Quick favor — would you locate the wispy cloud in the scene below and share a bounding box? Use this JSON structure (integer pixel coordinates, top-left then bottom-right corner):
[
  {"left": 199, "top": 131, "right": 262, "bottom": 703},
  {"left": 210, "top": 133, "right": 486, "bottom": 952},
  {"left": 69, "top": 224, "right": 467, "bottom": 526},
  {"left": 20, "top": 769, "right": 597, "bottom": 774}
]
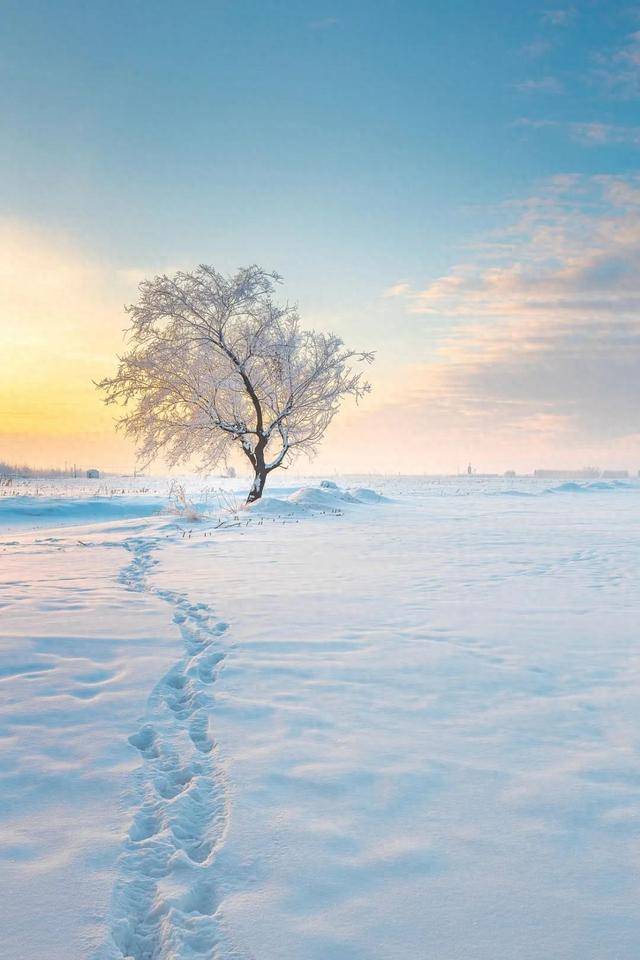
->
[
  {"left": 384, "top": 176, "right": 640, "bottom": 444},
  {"left": 593, "top": 30, "right": 640, "bottom": 98},
  {"left": 383, "top": 281, "right": 412, "bottom": 298},
  {"left": 569, "top": 121, "right": 634, "bottom": 144},
  {"left": 521, "top": 38, "right": 553, "bottom": 59},
  {"left": 516, "top": 76, "right": 564, "bottom": 94},
  {"left": 515, "top": 117, "right": 640, "bottom": 146},
  {"left": 541, "top": 7, "right": 576, "bottom": 27}
]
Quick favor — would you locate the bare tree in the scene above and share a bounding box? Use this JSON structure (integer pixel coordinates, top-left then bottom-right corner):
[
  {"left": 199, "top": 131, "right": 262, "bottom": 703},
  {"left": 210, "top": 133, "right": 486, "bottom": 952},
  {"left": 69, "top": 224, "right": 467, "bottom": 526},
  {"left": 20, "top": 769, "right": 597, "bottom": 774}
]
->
[{"left": 98, "top": 265, "right": 373, "bottom": 502}]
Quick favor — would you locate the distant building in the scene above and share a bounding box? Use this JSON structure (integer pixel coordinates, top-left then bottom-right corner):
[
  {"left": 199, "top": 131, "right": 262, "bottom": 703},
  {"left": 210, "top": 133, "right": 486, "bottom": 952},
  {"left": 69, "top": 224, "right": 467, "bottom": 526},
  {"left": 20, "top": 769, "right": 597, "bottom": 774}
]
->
[
  {"left": 86, "top": 468, "right": 100, "bottom": 479},
  {"left": 534, "top": 469, "right": 599, "bottom": 480},
  {"left": 504, "top": 470, "right": 516, "bottom": 478},
  {"left": 602, "top": 470, "right": 628, "bottom": 479}
]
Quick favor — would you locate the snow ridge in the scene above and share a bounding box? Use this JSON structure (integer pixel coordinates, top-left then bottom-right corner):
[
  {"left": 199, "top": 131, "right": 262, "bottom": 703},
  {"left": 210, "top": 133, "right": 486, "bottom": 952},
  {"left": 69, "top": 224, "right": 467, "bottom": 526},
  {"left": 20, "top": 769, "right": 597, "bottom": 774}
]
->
[{"left": 97, "top": 537, "right": 241, "bottom": 960}]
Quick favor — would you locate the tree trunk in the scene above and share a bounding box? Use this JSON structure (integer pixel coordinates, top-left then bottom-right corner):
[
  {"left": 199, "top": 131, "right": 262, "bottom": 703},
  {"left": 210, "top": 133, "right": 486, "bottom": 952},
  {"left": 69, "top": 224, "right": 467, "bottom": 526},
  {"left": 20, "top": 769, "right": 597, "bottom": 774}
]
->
[{"left": 246, "top": 466, "right": 267, "bottom": 503}]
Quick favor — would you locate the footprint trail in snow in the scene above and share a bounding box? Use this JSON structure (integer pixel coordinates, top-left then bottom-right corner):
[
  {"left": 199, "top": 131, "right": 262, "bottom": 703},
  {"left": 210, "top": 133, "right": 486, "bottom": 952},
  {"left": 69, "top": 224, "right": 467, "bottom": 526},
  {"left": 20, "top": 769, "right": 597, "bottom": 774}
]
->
[{"left": 97, "top": 536, "right": 239, "bottom": 960}]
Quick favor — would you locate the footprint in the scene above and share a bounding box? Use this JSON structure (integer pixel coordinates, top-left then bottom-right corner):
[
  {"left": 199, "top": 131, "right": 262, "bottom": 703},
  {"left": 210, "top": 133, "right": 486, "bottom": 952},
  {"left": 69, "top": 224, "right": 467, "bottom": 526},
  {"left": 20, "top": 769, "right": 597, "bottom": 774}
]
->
[
  {"left": 182, "top": 879, "right": 219, "bottom": 916},
  {"left": 128, "top": 725, "right": 159, "bottom": 759},
  {"left": 170, "top": 811, "right": 214, "bottom": 863},
  {"left": 129, "top": 805, "right": 162, "bottom": 842},
  {"left": 188, "top": 605, "right": 210, "bottom": 622},
  {"left": 165, "top": 678, "right": 201, "bottom": 719},
  {"left": 196, "top": 653, "right": 224, "bottom": 685},
  {"left": 165, "top": 671, "right": 187, "bottom": 691},
  {"left": 110, "top": 540, "right": 230, "bottom": 957},
  {"left": 189, "top": 712, "right": 213, "bottom": 753},
  {"left": 156, "top": 764, "right": 195, "bottom": 800}
]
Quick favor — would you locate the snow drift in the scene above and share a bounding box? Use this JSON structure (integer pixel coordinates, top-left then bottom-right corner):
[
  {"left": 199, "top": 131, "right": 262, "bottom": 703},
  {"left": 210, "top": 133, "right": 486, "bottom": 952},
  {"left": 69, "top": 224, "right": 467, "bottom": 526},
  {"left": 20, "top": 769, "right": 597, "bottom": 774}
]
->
[{"left": 245, "top": 482, "right": 388, "bottom": 517}]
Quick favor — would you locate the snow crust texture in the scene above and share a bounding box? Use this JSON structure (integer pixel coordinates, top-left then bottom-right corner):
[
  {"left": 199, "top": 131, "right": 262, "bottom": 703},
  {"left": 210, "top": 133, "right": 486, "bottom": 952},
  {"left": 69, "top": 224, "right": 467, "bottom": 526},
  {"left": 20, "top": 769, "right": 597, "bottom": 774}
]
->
[{"left": 2, "top": 475, "right": 640, "bottom": 960}]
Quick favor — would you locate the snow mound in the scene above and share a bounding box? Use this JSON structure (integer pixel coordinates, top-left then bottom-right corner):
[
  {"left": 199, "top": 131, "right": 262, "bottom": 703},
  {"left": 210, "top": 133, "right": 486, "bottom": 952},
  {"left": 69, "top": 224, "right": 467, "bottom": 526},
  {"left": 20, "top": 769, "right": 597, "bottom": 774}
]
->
[
  {"left": 588, "top": 480, "right": 629, "bottom": 490},
  {"left": 290, "top": 483, "right": 389, "bottom": 509},
  {"left": 348, "top": 486, "right": 389, "bottom": 503},
  {"left": 546, "top": 481, "right": 629, "bottom": 494},
  {"left": 289, "top": 485, "right": 360, "bottom": 510},
  {"left": 244, "top": 496, "right": 310, "bottom": 517},
  {"left": 244, "top": 483, "right": 389, "bottom": 518}
]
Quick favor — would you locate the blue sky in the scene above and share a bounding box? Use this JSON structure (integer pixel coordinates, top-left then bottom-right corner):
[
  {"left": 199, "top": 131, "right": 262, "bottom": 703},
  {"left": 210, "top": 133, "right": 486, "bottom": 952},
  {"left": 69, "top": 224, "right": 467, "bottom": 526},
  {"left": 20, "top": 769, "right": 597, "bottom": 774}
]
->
[
  {"left": 2, "top": 1, "right": 635, "bottom": 280},
  {"left": 2, "top": 1, "right": 640, "bottom": 472}
]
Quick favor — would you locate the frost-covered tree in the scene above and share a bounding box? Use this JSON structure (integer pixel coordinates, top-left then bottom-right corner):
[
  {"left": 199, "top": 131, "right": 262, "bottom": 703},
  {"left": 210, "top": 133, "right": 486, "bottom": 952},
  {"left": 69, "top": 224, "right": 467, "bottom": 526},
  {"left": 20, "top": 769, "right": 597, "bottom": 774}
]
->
[{"left": 99, "top": 265, "right": 373, "bottom": 502}]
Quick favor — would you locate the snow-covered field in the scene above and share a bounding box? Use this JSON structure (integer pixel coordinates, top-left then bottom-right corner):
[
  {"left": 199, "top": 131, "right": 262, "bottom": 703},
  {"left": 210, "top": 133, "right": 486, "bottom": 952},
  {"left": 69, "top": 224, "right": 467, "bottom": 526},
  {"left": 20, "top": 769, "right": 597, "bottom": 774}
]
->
[{"left": 2, "top": 475, "right": 640, "bottom": 959}]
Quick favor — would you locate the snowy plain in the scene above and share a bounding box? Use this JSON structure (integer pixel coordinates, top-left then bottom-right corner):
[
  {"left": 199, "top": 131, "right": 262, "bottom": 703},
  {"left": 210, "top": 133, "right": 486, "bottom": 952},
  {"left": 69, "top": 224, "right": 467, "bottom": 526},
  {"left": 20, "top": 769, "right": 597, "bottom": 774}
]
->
[{"left": 1, "top": 474, "right": 640, "bottom": 959}]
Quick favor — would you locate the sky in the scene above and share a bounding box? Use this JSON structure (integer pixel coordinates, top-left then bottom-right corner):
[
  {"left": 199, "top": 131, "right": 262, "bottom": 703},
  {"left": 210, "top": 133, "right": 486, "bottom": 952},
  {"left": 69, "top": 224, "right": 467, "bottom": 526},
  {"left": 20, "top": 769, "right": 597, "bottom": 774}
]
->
[{"left": 2, "top": 0, "right": 640, "bottom": 475}]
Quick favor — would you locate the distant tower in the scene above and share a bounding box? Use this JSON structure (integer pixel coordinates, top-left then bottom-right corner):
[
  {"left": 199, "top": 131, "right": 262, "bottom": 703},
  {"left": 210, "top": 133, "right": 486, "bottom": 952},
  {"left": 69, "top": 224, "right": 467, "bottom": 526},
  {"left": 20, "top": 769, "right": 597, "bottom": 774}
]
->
[{"left": 467, "top": 462, "right": 472, "bottom": 476}]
